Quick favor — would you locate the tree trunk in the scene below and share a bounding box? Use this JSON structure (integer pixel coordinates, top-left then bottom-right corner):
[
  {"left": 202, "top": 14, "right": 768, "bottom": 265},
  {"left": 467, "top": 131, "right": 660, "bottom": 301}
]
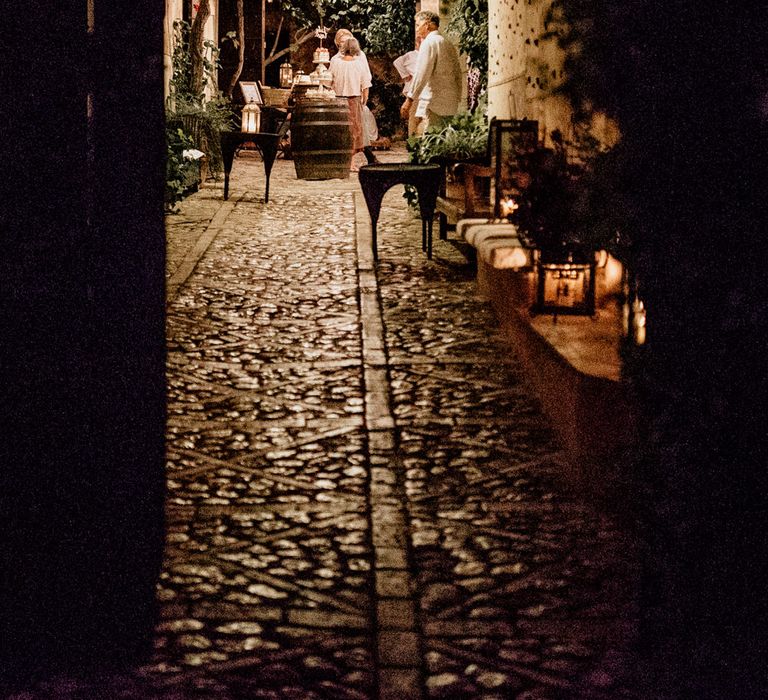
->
[
  {"left": 265, "top": 28, "right": 315, "bottom": 68},
  {"left": 190, "top": 0, "right": 211, "bottom": 97},
  {"left": 226, "top": 0, "right": 245, "bottom": 99}
]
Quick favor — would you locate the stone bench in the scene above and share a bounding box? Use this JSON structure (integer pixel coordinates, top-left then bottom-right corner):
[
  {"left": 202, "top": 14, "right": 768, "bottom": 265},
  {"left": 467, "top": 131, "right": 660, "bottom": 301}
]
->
[
  {"left": 456, "top": 218, "right": 529, "bottom": 298},
  {"left": 458, "top": 217, "right": 636, "bottom": 500}
]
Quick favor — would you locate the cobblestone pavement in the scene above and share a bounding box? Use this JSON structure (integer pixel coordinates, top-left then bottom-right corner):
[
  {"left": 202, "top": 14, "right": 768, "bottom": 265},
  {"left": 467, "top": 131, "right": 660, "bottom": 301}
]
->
[{"left": 11, "top": 149, "right": 640, "bottom": 699}]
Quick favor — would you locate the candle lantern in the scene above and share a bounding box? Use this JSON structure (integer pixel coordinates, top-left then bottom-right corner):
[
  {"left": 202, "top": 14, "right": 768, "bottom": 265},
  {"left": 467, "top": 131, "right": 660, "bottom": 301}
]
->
[
  {"left": 241, "top": 99, "right": 261, "bottom": 133},
  {"left": 500, "top": 193, "right": 519, "bottom": 218},
  {"left": 533, "top": 248, "right": 596, "bottom": 317},
  {"left": 620, "top": 270, "right": 647, "bottom": 346},
  {"left": 279, "top": 61, "right": 294, "bottom": 89}
]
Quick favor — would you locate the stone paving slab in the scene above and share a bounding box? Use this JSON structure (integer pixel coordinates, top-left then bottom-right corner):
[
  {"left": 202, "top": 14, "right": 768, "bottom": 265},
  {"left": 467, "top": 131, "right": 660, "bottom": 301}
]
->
[{"left": 11, "top": 149, "right": 640, "bottom": 699}]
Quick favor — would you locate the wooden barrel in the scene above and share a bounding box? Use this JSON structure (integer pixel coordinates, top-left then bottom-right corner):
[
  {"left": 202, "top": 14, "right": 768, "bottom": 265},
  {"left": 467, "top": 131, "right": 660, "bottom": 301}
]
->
[{"left": 291, "top": 98, "right": 353, "bottom": 180}]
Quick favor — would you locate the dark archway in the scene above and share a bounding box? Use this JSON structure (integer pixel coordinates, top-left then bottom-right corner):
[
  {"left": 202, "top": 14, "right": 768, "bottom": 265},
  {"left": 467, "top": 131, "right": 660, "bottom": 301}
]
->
[{"left": 1, "top": 0, "right": 167, "bottom": 684}]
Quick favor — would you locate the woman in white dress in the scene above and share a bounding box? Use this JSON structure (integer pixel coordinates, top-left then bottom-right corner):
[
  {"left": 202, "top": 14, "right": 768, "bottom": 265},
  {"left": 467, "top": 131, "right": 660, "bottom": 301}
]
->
[
  {"left": 329, "top": 37, "right": 369, "bottom": 171},
  {"left": 331, "top": 30, "right": 377, "bottom": 165}
]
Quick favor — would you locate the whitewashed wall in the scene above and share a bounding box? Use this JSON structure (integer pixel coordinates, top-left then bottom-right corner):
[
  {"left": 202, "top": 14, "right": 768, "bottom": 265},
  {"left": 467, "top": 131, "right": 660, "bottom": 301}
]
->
[
  {"left": 488, "top": 0, "right": 529, "bottom": 120},
  {"left": 488, "top": 0, "right": 618, "bottom": 145}
]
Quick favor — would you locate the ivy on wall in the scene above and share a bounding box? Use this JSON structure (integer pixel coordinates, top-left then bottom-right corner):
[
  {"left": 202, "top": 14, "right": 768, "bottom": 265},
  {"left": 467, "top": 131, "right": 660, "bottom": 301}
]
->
[
  {"left": 542, "top": 0, "right": 636, "bottom": 124},
  {"left": 447, "top": 0, "right": 488, "bottom": 89}
]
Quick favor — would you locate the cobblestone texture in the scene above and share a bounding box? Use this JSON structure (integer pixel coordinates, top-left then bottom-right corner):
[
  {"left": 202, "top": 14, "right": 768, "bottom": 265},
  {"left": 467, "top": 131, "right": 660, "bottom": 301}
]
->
[
  {"left": 373, "top": 181, "right": 639, "bottom": 700},
  {"left": 10, "top": 148, "right": 640, "bottom": 699}
]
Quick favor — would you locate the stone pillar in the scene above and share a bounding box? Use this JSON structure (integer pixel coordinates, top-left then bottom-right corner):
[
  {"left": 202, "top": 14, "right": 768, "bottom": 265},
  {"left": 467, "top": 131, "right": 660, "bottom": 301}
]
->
[
  {"left": 488, "top": 0, "right": 572, "bottom": 139},
  {"left": 1, "top": 0, "right": 166, "bottom": 683},
  {"left": 489, "top": 0, "right": 529, "bottom": 120}
]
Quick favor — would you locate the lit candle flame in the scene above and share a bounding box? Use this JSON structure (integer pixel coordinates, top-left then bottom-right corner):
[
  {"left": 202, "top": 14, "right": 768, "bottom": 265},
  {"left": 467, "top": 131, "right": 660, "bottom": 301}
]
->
[{"left": 501, "top": 197, "right": 518, "bottom": 217}]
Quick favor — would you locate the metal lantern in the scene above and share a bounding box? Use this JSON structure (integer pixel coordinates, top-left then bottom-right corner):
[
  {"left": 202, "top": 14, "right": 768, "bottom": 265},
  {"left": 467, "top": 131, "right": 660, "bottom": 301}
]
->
[
  {"left": 241, "top": 100, "right": 261, "bottom": 133},
  {"left": 279, "top": 61, "right": 294, "bottom": 89},
  {"left": 534, "top": 248, "right": 596, "bottom": 317}
]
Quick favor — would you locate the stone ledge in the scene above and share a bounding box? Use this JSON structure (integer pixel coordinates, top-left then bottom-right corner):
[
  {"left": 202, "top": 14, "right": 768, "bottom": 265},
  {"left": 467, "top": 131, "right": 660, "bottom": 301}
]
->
[{"left": 478, "top": 261, "right": 638, "bottom": 498}]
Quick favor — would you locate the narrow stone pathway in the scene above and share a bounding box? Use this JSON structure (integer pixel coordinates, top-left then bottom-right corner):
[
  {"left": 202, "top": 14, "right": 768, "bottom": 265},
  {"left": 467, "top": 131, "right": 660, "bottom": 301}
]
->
[
  {"left": 160, "top": 166, "right": 375, "bottom": 698},
  {"left": 370, "top": 180, "right": 639, "bottom": 700},
  {"left": 11, "top": 151, "right": 639, "bottom": 699}
]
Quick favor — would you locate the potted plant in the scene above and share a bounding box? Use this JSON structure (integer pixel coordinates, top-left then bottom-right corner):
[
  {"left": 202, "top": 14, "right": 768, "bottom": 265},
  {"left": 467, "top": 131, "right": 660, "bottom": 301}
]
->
[
  {"left": 404, "top": 106, "right": 489, "bottom": 208},
  {"left": 407, "top": 107, "right": 489, "bottom": 168}
]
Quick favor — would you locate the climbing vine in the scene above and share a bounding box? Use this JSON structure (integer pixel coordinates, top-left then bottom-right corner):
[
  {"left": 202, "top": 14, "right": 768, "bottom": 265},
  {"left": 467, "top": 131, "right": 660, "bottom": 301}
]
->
[
  {"left": 166, "top": 19, "right": 234, "bottom": 205},
  {"left": 447, "top": 0, "right": 488, "bottom": 90},
  {"left": 542, "top": 0, "right": 639, "bottom": 125}
]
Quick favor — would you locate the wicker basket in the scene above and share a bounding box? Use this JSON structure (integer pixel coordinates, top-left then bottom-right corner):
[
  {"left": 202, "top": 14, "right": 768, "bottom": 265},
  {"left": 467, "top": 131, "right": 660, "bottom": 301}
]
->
[{"left": 261, "top": 87, "right": 291, "bottom": 108}]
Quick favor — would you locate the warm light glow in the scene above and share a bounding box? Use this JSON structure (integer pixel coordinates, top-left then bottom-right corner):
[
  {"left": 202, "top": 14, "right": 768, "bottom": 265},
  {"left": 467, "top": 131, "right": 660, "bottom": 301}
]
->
[
  {"left": 500, "top": 196, "right": 518, "bottom": 217},
  {"left": 622, "top": 301, "right": 630, "bottom": 335},
  {"left": 632, "top": 298, "right": 646, "bottom": 345},
  {"left": 279, "top": 61, "right": 294, "bottom": 89},
  {"left": 595, "top": 249, "right": 609, "bottom": 268},
  {"left": 242, "top": 102, "right": 261, "bottom": 133},
  {"left": 541, "top": 264, "right": 588, "bottom": 308},
  {"left": 497, "top": 246, "right": 529, "bottom": 270},
  {"left": 603, "top": 254, "right": 624, "bottom": 294}
]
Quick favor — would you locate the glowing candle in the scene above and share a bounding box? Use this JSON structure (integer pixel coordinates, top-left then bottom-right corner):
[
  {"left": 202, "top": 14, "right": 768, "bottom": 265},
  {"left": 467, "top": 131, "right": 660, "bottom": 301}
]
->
[
  {"left": 501, "top": 196, "right": 518, "bottom": 218},
  {"left": 632, "top": 299, "right": 646, "bottom": 345}
]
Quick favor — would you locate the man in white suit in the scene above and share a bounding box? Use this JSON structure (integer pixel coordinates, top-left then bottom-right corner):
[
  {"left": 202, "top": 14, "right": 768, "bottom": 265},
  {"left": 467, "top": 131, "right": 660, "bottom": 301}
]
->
[{"left": 399, "top": 10, "right": 462, "bottom": 131}]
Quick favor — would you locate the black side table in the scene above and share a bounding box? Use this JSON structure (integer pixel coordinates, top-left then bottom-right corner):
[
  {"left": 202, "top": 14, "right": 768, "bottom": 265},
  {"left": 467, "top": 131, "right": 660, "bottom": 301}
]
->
[
  {"left": 220, "top": 131, "right": 282, "bottom": 202},
  {"left": 358, "top": 163, "right": 442, "bottom": 261}
]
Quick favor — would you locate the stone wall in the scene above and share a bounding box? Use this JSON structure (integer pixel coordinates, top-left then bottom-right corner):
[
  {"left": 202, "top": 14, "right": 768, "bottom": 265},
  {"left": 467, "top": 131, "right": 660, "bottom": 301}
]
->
[
  {"left": 488, "top": 0, "right": 617, "bottom": 146},
  {"left": 489, "top": 0, "right": 569, "bottom": 139}
]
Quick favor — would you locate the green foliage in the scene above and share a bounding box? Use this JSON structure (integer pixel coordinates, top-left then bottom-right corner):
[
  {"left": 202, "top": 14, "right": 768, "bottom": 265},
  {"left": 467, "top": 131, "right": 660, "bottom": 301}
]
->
[
  {"left": 165, "top": 126, "right": 197, "bottom": 210},
  {"left": 407, "top": 109, "right": 489, "bottom": 165},
  {"left": 506, "top": 128, "right": 619, "bottom": 255},
  {"left": 166, "top": 19, "right": 235, "bottom": 202},
  {"left": 538, "top": 2, "right": 641, "bottom": 261},
  {"left": 279, "top": 0, "right": 414, "bottom": 56},
  {"left": 368, "top": 76, "right": 404, "bottom": 138},
  {"left": 168, "top": 21, "right": 223, "bottom": 103},
  {"left": 447, "top": 0, "right": 488, "bottom": 90},
  {"left": 403, "top": 109, "right": 489, "bottom": 207},
  {"left": 542, "top": 1, "right": 637, "bottom": 126},
  {"left": 362, "top": 2, "right": 414, "bottom": 56}
]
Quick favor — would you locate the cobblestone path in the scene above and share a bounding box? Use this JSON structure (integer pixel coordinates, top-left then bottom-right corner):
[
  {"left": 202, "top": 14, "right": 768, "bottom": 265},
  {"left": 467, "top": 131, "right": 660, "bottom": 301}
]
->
[
  {"left": 12, "top": 152, "right": 639, "bottom": 699},
  {"left": 370, "top": 186, "right": 639, "bottom": 700}
]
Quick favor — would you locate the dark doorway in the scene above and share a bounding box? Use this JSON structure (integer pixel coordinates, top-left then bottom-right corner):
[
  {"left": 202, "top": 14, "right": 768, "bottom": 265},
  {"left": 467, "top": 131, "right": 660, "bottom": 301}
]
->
[{"left": 1, "top": 0, "right": 167, "bottom": 685}]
